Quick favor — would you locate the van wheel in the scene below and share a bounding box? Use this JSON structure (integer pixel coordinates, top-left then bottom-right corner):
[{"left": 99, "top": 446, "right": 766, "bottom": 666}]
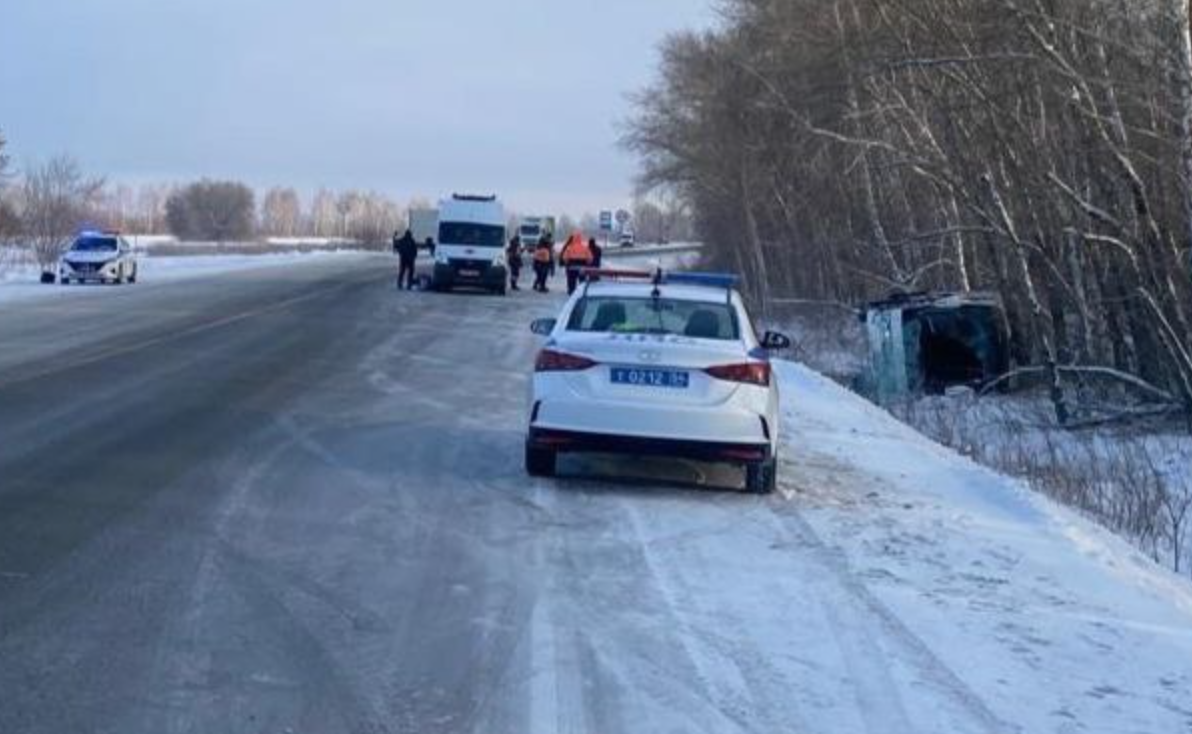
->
[
  {"left": 745, "top": 457, "right": 777, "bottom": 495},
  {"left": 525, "top": 444, "right": 557, "bottom": 477}
]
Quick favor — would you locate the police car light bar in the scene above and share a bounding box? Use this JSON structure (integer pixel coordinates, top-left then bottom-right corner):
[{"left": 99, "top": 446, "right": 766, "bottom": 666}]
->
[
  {"left": 662, "top": 272, "right": 740, "bottom": 289},
  {"left": 579, "top": 268, "right": 654, "bottom": 281}
]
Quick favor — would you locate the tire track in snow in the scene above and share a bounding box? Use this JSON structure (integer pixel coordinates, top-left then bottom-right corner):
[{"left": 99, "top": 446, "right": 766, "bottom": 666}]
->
[{"left": 764, "top": 501, "right": 1019, "bottom": 734}]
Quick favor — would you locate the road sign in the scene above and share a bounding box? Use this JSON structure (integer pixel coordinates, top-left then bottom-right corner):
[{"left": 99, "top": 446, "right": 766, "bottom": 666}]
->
[
  {"left": 615, "top": 209, "right": 631, "bottom": 226},
  {"left": 599, "top": 211, "right": 614, "bottom": 232}
]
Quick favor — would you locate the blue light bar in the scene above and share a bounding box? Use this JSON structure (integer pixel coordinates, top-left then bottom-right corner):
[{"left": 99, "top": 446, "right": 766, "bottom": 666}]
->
[{"left": 663, "top": 272, "right": 740, "bottom": 289}]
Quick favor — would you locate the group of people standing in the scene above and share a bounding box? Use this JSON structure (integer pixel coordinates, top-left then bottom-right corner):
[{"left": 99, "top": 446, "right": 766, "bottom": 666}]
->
[
  {"left": 393, "top": 227, "right": 603, "bottom": 295},
  {"left": 506, "top": 231, "right": 603, "bottom": 295}
]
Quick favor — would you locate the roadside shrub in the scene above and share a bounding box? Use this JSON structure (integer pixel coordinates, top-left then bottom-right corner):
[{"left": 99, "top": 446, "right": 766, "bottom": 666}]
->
[{"left": 166, "top": 180, "right": 256, "bottom": 243}]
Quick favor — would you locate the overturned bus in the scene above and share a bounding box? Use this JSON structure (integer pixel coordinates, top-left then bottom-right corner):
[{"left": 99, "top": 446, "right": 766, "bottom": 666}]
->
[{"left": 863, "top": 292, "right": 1009, "bottom": 401}]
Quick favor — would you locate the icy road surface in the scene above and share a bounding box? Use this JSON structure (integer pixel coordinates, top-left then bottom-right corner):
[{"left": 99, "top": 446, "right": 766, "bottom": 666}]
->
[{"left": 0, "top": 254, "right": 1190, "bottom": 734}]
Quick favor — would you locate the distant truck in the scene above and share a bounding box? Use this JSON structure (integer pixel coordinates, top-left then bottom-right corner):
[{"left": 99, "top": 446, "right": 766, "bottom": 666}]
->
[
  {"left": 408, "top": 208, "right": 440, "bottom": 246},
  {"left": 517, "top": 216, "right": 556, "bottom": 249},
  {"left": 431, "top": 194, "right": 508, "bottom": 295}
]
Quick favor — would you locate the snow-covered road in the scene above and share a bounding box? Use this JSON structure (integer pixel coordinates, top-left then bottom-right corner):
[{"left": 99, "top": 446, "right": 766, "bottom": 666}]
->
[
  {"left": 0, "top": 254, "right": 1188, "bottom": 734},
  {"left": 0, "top": 249, "right": 371, "bottom": 306}
]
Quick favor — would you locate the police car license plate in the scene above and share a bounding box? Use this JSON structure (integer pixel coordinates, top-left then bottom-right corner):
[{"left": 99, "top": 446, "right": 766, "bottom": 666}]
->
[
  {"left": 459, "top": 269, "right": 481, "bottom": 278},
  {"left": 611, "top": 367, "right": 690, "bottom": 389}
]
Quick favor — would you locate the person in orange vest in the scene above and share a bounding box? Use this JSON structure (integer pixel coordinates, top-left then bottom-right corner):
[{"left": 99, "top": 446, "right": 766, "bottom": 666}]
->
[
  {"left": 532, "top": 238, "right": 554, "bottom": 292},
  {"left": 559, "top": 232, "right": 594, "bottom": 295}
]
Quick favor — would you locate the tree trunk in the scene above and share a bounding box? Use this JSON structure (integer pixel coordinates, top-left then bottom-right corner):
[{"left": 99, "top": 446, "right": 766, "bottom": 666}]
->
[{"left": 1176, "top": 0, "right": 1192, "bottom": 278}]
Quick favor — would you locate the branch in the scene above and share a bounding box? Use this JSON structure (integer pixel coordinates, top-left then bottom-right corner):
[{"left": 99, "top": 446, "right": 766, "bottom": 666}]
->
[
  {"left": 980, "top": 364, "right": 1178, "bottom": 404},
  {"left": 881, "top": 53, "right": 1038, "bottom": 73}
]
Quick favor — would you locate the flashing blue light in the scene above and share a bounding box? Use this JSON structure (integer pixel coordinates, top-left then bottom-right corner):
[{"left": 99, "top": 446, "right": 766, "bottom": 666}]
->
[{"left": 663, "top": 272, "right": 740, "bottom": 289}]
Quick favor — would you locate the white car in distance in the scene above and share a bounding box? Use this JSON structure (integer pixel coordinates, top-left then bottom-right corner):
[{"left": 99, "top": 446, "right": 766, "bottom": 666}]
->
[
  {"left": 525, "top": 270, "right": 791, "bottom": 493},
  {"left": 59, "top": 231, "right": 139, "bottom": 285}
]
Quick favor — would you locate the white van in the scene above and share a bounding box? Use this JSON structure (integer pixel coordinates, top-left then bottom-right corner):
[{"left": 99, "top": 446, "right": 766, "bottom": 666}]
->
[{"left": 431, "top": 194, "right": 508, "bottom": 295}]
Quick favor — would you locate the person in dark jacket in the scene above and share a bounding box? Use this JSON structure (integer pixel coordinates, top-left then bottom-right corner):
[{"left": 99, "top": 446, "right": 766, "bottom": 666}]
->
[
  {"left": 506, "top": 235, "right": 524, "bottom": 291},
  {"left": 395, "top": 229, "right": 419, "bottom": 290},
  {"left": 542, "top": 232, "right": 556, "bottom": 277},
  {"left": 589, "top": 237, "right": 603, "bottom": 269}
]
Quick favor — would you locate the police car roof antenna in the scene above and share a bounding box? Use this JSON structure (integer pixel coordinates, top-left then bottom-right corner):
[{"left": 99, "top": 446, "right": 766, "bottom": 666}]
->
[{"left": 651, "top": 268, "right": 664, "bottom": 299}]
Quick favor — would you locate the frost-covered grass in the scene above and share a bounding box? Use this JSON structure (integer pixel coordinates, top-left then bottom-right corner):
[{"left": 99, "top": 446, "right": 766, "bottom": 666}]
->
[{"left": 891, "top": 391, "right": 1192, "bottom": 577}]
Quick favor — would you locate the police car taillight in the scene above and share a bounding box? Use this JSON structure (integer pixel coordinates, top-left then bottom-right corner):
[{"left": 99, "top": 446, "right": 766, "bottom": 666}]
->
[
  {"left": 705, "top": 362, "right": 771, "bottom": 387},
  {"left": 535, "top": 349, "right": 598, "bottom": 372}
]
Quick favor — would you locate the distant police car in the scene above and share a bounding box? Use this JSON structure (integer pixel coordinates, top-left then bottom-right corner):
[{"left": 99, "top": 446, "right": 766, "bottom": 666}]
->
[
  {"left": 525, "top": 270, "right": 791, "bottom": 493},
  {"left": 59, "top": 232, "right": 138, "bottom": 285}
]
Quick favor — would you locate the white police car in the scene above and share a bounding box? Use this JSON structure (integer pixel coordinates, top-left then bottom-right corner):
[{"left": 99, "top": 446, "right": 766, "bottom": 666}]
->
[
  {"left": 59, "top": 232, "right": 138, "bottom": 285},
  {"left": 525, "top": 270, "right": 791, "bottom": 493}
]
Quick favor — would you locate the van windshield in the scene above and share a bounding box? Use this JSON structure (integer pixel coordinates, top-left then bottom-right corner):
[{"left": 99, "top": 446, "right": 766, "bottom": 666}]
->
[{"left": 439, "top": 222, "right": 504, "bottom": 248}]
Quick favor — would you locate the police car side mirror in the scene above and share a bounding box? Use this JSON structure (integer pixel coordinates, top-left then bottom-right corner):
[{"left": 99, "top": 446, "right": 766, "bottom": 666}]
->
[
  {"left": 531, "top": 318, "right": 557, "bottom": 336},
  {"left": 762, "top": 331, "right": 792, "bottom": 351}
]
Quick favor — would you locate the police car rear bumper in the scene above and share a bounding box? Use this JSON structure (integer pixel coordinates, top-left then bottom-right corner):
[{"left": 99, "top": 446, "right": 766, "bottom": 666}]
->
[{"left": 527, "top": 427, "right": 771, "bottom": 463}]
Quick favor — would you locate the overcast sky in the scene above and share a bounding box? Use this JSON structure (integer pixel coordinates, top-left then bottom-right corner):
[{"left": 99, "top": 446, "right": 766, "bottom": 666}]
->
[{"left": 0, "top": 0, "right": 716, "bottom": 216}]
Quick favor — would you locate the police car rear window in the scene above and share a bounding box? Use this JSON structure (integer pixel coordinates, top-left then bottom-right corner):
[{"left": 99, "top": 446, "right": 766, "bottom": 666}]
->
[{"left": 567, "top": 297, "right": 740, "bottom": 341}]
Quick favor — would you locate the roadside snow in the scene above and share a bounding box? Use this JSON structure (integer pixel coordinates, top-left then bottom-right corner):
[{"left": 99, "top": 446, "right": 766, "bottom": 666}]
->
[
  {"left": 0, "top": 250, "right": 373, "bottom": 306},
  {"left": 776, "top": 360, "right": 1192, "bottom": 733}
]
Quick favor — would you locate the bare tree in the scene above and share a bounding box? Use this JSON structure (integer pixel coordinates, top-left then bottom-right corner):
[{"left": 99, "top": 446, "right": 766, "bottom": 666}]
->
[
  {"left": 135, "top": 183, "right": 173, "bottom": 234},
  {"left": 342, "top": 191, "right": 403, "bottom": 247},
  {"left": 260, "top": 187, "right": 303, "bottom": 237},
  {"left": 0, "top": 130, "right": 10, "bottom": 182},
  {"left": 309, "top": 188, "right": 339, "bottom": 238},
  {"left": 632, "top": 198, "right": 665, "bottom": 244},
  {"left": 20, "top": 156, "right": 105, "bottom": 271},
  {"left": 0, "top": 132, "right": 15, "bottom": 240},
  {"left": 165, "top": 180, "right": 255, "bottom": 243}
]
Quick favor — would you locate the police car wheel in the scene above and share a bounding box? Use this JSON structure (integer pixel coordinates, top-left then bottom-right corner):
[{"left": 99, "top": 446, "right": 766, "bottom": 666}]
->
[{"left": 745, "top": 457, "right": 778, "bottom": 495}]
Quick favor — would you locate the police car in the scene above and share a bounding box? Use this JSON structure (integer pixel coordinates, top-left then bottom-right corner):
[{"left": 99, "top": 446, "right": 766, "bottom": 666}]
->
[
  {"left": 525, "top": 270, "right": 791, "bottom": 493},
  {"left": 59, "top": 231, "right": 139, "bottom": 285}
]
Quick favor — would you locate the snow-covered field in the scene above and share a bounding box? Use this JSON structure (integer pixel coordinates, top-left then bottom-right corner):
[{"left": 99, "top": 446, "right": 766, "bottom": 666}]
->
[
  {"left": 767, "top": 361, "right": 1192, "bottom": 733},
  {"left": 0, "top": 249, "right": 374, "bottom": 306}
]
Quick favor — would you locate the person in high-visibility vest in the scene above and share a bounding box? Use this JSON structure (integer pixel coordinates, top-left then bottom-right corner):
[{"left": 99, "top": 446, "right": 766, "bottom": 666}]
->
[
  {"left": 560, "top": 232, "right": 593, "bottom": 295},
  {"left": 532, "top": 239, "right": 554, "bottom": 292}
]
